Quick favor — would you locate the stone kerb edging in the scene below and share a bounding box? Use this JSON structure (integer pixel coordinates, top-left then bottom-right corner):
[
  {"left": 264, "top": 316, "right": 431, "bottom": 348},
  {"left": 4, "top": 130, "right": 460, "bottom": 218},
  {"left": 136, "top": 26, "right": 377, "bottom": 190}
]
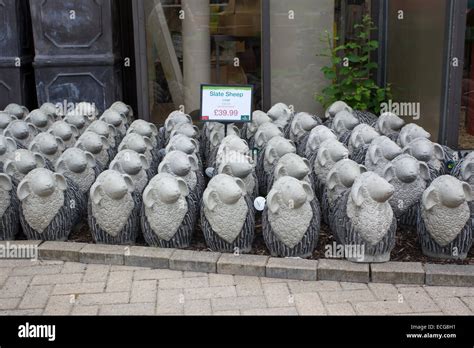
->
[{"left": 1, "top": 241, "right": 473, "bottom": 287}]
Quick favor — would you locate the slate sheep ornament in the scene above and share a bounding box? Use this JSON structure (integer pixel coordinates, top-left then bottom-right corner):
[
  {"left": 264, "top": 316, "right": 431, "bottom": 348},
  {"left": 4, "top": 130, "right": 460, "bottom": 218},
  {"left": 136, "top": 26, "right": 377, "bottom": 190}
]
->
[
  {"left": 242, "top": 110, "right": 271, "bottom": 142},
  {"left": 4, "top": 104, "right": 28, "bottom": 120},
  {"left": 48, "top": 121, "right": 79, "bottom": 148},
  {"left": 74, "top": 102, "right": 99, "bottom": 122},
  {"left": 201, "top": 174, "right": 255, "bottom": 253},
  {"left": 364, "top": 136, "right": 403, "bottom": 175},
  {"left": 110, "top": 101, "right": 134, "bottom": 125},
  {"left": 158, "top": 150, "right": 204, "bottom": 205},
  {"left": 141, "top": 173, "right": 196, "bottom": 248},
  {"left": 3, "top": 120, "right": 38, "bottom": 149},
  {"left": 253, "top": 122, "right": 284, "bottom": 186},
  {"left": 216, "top": 150, "right": 258, "bottom": 199},
  {"left": 209, "top": 134, "right": 248, "bottom": 170},
  {"left": 263, "top": 176, "right": 320, "bottom": 258},
  {"left": 324, "top": 159, "right": 366, "bottom": 232},
  {"left": 40, "top": 102, "right": 60, "bottom": 121},
  {"left": 304, "top": 125, "right": 337, "bottom": 163},
  {"left": 0, "top": 135, "right": 17, "bottom": 172},
  {"left": 267, "top": 103, "right": 293, "bottom": 135},
  {"left": 267, "top": 153, "right": 312, "bottom": 194},
  {"left": 382, "top": 154, "right": 430, "bottom": 226},
  {"left": 348, "top": 124, "right": 380, "bottom": 164},
  {"left": 331, "top": 110, "right": 360, "bottom": 145},
  {"left": 0, "top": 112, "right": 17, "bottom": 132},
  {"left": 75, "top": 131, "right": 111, "bottom": 171},
  {"left": 374, "top": 112, "right": 405, "bottom": 141},
  {"left": 332, "top": 172, "right": 396, "bottom": 263},
  {"left": 161, "top": 111, "right": 193, "bottom": 144},
  {"left": 402, "top": 138, "right": 447, "bottom": 182},
  {"left": 109, "top": 150, "right": 150, "bottom": 194},
  {"left": 89, "top": 170, "right": 140, "bottom": 245},
  {"left": 289, "top": 112, "right": 321, "bottom": 154},
  {"left": 29, "top": 132, "right": 65, "bottom": 168},
  {"left": 417, "top": 175, "right": 473, "bottom": 259},
  {"left": 128, "top": 120, "right": 160, "bottom": 149},
  {"left": 3, "top": 150, "right": 46, "bottom": 184},
  {"left": 324, "top": 101, "right": 352, "bottom": 121},
  {"left": 64, "top": 112, "right": 88, "bottom": 136},
  {"left": 18, "top": 168, "right": 82, "bottom": 241},
  {"left": 24, "top": 109, "right": 54, "bottom": 132},
  {"left": 206, "top": 124, "right": 239, "bottom": 156},
  {"left": 55, "top": 148, "right": 100, "bottom": 195},
  {"left": 100, "top": 109, "right": 128, "bottom": 142},
  {"left": 397, "top": 123, "right": 431, "bottom": 148},
  {"left": 312, "top": 138, "right": 349, "bottom": 202},
  {"left": 118, "top": 133, "right": 157, "bottom": 178},
  {"left": 87, "top": 120, "right": 119, "bottom": 158},
  {"left": 0, "top": 174, "right": 20, "bottom": 240}
]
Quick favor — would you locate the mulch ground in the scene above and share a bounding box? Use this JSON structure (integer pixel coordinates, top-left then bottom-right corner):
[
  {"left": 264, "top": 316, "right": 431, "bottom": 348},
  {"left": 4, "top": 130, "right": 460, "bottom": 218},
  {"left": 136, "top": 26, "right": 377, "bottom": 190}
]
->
[{"left": 28, "top": 212, "right": 471, "bottom": 266}]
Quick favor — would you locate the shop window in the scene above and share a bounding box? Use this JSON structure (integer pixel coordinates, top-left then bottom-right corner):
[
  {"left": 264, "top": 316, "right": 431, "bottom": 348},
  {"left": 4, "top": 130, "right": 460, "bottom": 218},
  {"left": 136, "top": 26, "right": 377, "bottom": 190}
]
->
[{"left": 460, "top": 2, "right": 474, "bottom": 149}]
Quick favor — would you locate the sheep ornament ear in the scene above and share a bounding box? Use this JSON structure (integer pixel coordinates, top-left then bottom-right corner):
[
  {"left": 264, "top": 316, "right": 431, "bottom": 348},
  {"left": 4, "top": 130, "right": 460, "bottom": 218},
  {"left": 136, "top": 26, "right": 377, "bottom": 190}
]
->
[
  {"left": 90, "top": 182, "right": 104, "bottom": 205},
  {"left": 84, "top": 151, "right": 96, "bottom": 168},
  {"left": 0, "top": 174, "right": 12, "bottom": 191},
  {"left": 266, "top": 148, "right": 278, "bottom": 166},
  {"left": 301, "top": 181, "right": 314, "bottom": 202},
  {"left": 433, "top": 143, "right": 445, "bottom": 161},
  {"left": 5, "top": 137, "right": 17, "bottom": 152},
  {"left": 210, "top": 131, "right": 220, "bottom": 148},
  {"left": 17, "top": 180, "right": 31, "bottom": 201},
  {"left": 382, "top": 163, "right": 396, "bottom": 183},
  {"left": 267, "top": 189, "right": 281, "bottom": 214},
  {"left": 462, "top": 182, "right": 473, "bottom": 202},
  {"left": 139, "top": 154, "right": 150, "bottom": 170},
  {"left": 221, "top": 164, "right": 233, "bottom": 176},
  {"left": 176, "top": 178, "right": 189, "bottom": 197},
  {"left": 234, "top": 178, "right": 246, "bottom": 194},
  {"left": 318, "top": 148, "right": 330, "bottom": 167},
  {"left": 422, "top": 186, "right": 438, "bottom": 211},
  {"left": 203, "top": 189, "right": 219, "bottom": 212},
  {"left": 123, "top": 174, "right": 135, "bottom": 193},
  {"left": 54, "top": 173, "right": 67, "bottom": 191},
  {"left": 327, "top": 171, "right": 339, "bottom": 190},
  {"left": 142, "top": 185, "right": 155, "bottom": 209},
  {"left": 188, "top": 155, "right": 198, "bottom": 171},
  {"left": 3, "top": 160, "right": 16, "bottom": 177},
  {"left": 276, "top": 164, "right": 287, "bottom": 178},
  {"left": 55, "top": 158, "right": 68, "bottom": 174},
  {"left": 143, "top": 136, "right": 153, "bottom": 150},
  {"left": 419, "top": 162, "right": 430, "bottom": 181},
  {"left": 367, "top": 146, "right": 382, "bottom": 165},
  {"left": 351, "top": 180, "right": 365, "bottom": 207}
]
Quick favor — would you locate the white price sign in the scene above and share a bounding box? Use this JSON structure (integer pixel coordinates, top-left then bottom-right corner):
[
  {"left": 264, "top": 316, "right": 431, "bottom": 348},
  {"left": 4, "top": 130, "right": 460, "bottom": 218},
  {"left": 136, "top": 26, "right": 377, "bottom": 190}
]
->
[{"left": 200, "top": 84, "right": 253, "bottom": 123}]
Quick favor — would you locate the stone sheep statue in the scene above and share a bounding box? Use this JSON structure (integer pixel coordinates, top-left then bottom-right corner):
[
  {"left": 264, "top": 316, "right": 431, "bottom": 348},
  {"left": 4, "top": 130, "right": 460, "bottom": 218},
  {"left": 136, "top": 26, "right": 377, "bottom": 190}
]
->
[
  {"left": 207, "top": 133, "right": 246, "bottom": 170},
  {"left": 382, "top": 154, "right": 430, "bottom": 226},
  {"left": 29, "top": 133, "right": 65, "bottom": 168},
  {"left": 109, "top": 150, "right": 150, "bottom": 194},
  {"left": 289, "top": 112, "right": 321, "bottom": 153},
  {"left": 158, "top": 150, "right": 204, "bottom": 206},
  {"left": 3, "top": 150, "right": 46, "bottom": 184},
  {"left": 48, "top": 121, "right": 79, "bottom": 148},
  {"left": 55, "top": 148, "right": 100, "bottom": 196},
  {"left": 18, "top": 168, "right": 82, "bottom": 241},
  {"left": 3, "top": 120, "right": 38, "bottom": 149},
  {"left": 452, "top": 151, "right": 474, "bottom": 189},
  {"left": 201, "top": 174, "right": 255, "bottom": 253},
  {"left": 365, "top": 136, "right": 403, "bottom": 175},
  {"left": 169, "top": 122, "right": 200, "bottom": 144},
  {"left": 39, "top": 102, "right": 60, "bottom": 121},
  {"left": 374, "top": 112, "right": 405, "bottom": 140},
  {"left": 206, "top": 124, "right": 239, "bottom": 159},
  {"left": 74, "top": 102, "right": 99, "bottom": 121},
  {"left": 216, "top": 150, "right": 258, "bottom": 199},
  {"left": 24, "top": 109, "right": 54, "bottom": 132},
  {"left": 402, "top": 138, "right": 447, "bottom": 181},
  {"left": 0, "top": 173, "right": 20, "bottom": 240},
  {"left": 141, "top": 173, "right": 196, "bottom": 248},
  {"left": 0, "top": 135, "right": 17, "bottom": 172},
  {"left": 267, "top": 102, "right": 293, "bottom": 135},
  {"left": 259, "top": 136, "right": 296, "bottom": 195},
  {"left": 110, "top": 101, "right": 134, "bottom": 125},
  {"left": 324, "top": 101, "right": 352, "bottom": 121},
  {"left": 118, "top": 133, "right": 157, "bottom": 178},
  {"left": 348, "top": 124, "right": 380, "bottom": 164},
  {"left": 64, "top": 112, "right": 88, "bottom": 136},
  {"left": 417, "top": 175, "right": 473, "bottom": 259},
  {"left": 161, "top": 111, "right": 193, "bottom": 143},
  {"left": 100, "top": 109, "right": 128, "bottom": 142},
  {"left": 304, "top": 125, "right": 337, "bottom": 163},
  {"left": 332, "top": 172, "right": 396, "bottom": 263},
  {"left": 323, "top": 159, "right": 366, "bottom": 232},
  {"left": 397, "top": 123, "right": 430, "bottom": 148},
  {"left": 128, "top": 120, "right": 160, "bottom": 149},
  {"left": 4, "top": 103, "right": 28, "bottom": 119},
  {"left": 0, "top": 112, "right": 17, "bottom": 132},
  {"left": 313, "top": 138, "right": 349, "bottom": 201},
  {"left": 267, "top": 153, "right": 312, "bottom": 193},
  {"left": 242, "top": 110, "right": 271, "bottom": 142},
  {"left": 89, "top": 170, "right": 140, "bottom": 245},
  {"left": 88, "top": 120, "right": 119, "bottom": 157},
  {"left": 75, "top": 131, "right": 111, "bottom": 171},
  {"left": 331, "top": 110, "right": 359, "bottom": 145},
  {"left": 263, "top": 176, "right": 320, "bottom": 258}
]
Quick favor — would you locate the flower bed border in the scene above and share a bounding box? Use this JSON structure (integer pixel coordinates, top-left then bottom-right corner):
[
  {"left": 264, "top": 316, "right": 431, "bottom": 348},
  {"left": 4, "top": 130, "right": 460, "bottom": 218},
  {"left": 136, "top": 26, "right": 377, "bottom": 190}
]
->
[{"left": 1, "top": 241, "right": 473, "bottom": 287}]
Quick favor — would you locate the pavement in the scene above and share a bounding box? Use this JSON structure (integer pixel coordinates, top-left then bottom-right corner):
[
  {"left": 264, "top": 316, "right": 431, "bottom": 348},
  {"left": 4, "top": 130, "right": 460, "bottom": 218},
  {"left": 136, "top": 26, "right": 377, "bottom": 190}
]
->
[{"left": 0, "top": 259, "right": 473, "bottom": 316}]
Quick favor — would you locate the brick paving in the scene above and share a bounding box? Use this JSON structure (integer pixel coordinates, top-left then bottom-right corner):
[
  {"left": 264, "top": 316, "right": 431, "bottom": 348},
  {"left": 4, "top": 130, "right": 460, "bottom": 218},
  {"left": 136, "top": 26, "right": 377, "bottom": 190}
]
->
[{"left": 0, "top": 259, "right": 472, "bottom": 316}]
